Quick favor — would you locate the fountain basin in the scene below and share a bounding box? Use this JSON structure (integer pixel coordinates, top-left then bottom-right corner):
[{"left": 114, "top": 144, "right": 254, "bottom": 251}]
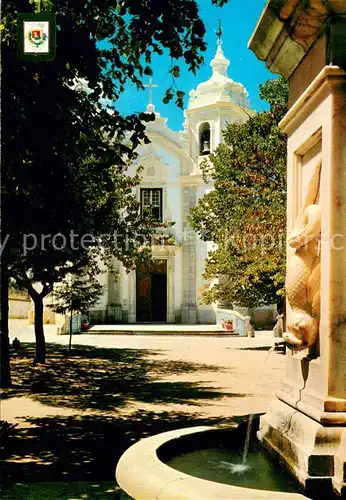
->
[{"left": 116, "top": 421, "right": 307, "bottom": 499}]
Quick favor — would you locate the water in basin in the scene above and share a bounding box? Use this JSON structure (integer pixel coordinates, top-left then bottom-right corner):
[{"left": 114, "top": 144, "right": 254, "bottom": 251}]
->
[{"left": 166, "top": 442, "right": 301, "bottom": 494}]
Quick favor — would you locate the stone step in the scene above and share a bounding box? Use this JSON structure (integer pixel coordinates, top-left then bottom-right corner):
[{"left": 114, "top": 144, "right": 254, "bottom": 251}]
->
[{"left": 88, "top": 324, "right": 238, "bottom": 336}]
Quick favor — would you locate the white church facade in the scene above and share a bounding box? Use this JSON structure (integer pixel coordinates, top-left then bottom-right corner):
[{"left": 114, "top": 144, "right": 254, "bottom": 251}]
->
[{"left": 89, "top": 41, "right": 253, "bottom": 324}]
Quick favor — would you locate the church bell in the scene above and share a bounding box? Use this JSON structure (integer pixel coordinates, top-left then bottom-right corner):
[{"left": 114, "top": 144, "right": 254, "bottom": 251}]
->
[{"left": 202, "top": 140, "right": 210, "bottom": 155}]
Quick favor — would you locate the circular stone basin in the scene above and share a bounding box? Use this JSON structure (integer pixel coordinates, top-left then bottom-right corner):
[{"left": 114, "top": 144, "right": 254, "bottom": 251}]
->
[
  {"left": 116, "top": 423, "right": 308, "bottom": 499},
  {"left": 166, "top": 444, "right": 299, "bottom": 493}
]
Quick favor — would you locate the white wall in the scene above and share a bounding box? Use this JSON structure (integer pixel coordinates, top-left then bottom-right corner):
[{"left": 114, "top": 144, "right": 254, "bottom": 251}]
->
[{"left": 9, "top": 299, "right": 30, "bottom": 319}]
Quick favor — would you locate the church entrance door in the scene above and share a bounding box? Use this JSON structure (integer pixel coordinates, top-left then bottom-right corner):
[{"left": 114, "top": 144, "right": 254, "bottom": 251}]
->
[{"left": 136, "top": 260, "right": 167, "bottom": 322}]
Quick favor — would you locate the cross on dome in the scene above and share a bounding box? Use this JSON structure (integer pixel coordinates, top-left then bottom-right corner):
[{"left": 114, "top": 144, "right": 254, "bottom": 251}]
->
[
  {"left": 144, "top": 76, "right": 158, "bottom": 112},
  {"left": 215, "top": 18, "right": 223, "bottom": 47},
  {"left": 211, "top": 27, "right": 230, "bottom": 77}
]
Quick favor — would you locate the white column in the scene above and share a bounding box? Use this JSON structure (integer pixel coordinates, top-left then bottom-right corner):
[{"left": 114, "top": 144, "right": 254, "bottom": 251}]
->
[
  {"left": 166, "top": 252, "right": 175, "bottom": 323},
  {"left": 128, "top": 270, "right": 136, "bottom": 323}
]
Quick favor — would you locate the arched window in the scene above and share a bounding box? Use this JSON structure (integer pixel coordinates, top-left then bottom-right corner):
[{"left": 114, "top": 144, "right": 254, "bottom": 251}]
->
[{"left": 199, "top": 122, "right": 211, "bottom": 156}]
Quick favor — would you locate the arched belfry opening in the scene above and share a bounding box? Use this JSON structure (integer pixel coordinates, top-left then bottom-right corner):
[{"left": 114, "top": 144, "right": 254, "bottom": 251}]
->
[{"left": 199, "top": 122, "right": 211, "bottom": 156}]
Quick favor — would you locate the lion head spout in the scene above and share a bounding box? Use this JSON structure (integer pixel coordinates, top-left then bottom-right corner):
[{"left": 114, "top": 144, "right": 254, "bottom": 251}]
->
[{"left": 284, "top": 312, "right": 319, "bottom": 351}]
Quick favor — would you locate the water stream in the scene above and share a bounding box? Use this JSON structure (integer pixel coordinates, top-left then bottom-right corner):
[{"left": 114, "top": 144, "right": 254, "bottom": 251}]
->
[
  {"left": 242, "top": 413, "right": 255, "bottom": 465},
  {"left": 241, "top": 344, "right": 276, "bottom": 466}
]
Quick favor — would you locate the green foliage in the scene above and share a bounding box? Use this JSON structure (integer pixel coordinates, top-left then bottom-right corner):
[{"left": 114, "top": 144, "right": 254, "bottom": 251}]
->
[
  {"left": 49, "top": 270, "right": 105, "bottom": 315},
  {"left": 189, "top": 77, "right": 288, "bottom": 308},
  {"left": 2, "top": 0, "right": 231, "bottom": 362},
  {"left": 259, "top": 76, "right": 289, "bottom": 109},
  {"left": 2, "top": 0, "right": 224, "bottom": 299}
]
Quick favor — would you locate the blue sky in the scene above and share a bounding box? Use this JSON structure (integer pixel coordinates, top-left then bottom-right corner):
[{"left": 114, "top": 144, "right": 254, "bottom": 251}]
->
[{"left": 115, "top": 0, "right": 274, "bottom": 131}]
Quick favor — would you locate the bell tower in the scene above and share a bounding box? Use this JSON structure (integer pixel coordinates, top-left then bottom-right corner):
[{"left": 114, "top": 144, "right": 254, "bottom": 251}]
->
[
  {"left": 184, "top": 34, "right": 252, "bottom": 171},
  {"left": 179, "top": 32, "right": 253, "bottom": 323}
]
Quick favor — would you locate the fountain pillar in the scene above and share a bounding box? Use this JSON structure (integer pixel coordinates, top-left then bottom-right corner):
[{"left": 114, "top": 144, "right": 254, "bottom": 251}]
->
[{"left": 249, "top": 1, "right": 346, "bottom": 497}]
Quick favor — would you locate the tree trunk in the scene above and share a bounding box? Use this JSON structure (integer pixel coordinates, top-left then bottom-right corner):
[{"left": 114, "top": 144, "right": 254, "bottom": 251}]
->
[
  {"left": 69, "top": 308, "right": 73, "bottom": 352},
  {"left": 0, "top": 268, "right": 11, "bottom": 387},
  {"left": 33, "top": 297, "right": 46, "bottom": 363},
  {"left": 276, "top": 294, "right": 285, "bottom": 316}
]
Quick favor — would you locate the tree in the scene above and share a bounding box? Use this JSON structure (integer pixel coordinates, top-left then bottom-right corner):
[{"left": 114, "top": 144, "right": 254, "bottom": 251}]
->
[
  {"left": 189, "top": 76, "right": 289, "bottom": 309},
  {"left": 2, "top": 0, "right": 230, "bottom": 373},
  {"left": 0, "top": 268, "right": 11, "bottom": 387},
  {"left": 49, "top": 270, "right": 105, "bottom": 351}
]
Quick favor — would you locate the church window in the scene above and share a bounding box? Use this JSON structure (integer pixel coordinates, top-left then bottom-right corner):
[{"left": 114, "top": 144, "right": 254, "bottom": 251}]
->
[
  {"left": 141, "top": 188, "right": 163, "bottom": 221},
  {"left": 199, "top": 122, "right": 211, "bottom": 156}
]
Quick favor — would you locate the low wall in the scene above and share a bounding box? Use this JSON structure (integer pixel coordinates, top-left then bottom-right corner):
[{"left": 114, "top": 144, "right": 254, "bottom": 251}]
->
[
  {"left": 57, "top": 314, "right": 82, "bottom": 335},
  {"left": 215, "top": 308, "right": 248, "bottom": 336},
  {"left": 28, "top": 310, "right": 56, "bottom": 324},
  {"left": 233, "top": 305, "right": 277, "bottom": 328}
]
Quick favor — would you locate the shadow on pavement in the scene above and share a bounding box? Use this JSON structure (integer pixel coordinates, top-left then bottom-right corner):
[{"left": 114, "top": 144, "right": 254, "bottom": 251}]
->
[
  {"left": 1, "top": 411, "right": 249, "bottom": 485},
  {"left": 1, "top": 481, "right": 118, "bottom": 500},
  {"left": 3, "top": 343, "right": 239, "bottom": 410},
  {"left": 1, "top": 342, "right": 250, "bottom": 489}
]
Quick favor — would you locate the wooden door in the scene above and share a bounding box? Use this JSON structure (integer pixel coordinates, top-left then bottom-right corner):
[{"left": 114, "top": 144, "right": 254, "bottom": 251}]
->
[
  {"left": 151, "top": 273, "right": 167, "bottom": 322},
  {"left": 136, "top": 269, "right": 151, "bottom": 322},
  {"left": 136, "top": 260, "right": 167, "bottom": 322}
]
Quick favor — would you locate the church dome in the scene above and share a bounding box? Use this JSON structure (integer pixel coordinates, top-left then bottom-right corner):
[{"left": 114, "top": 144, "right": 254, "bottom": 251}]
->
[{"left": 188, "top": 41, "right": 250, "bottom": 110}]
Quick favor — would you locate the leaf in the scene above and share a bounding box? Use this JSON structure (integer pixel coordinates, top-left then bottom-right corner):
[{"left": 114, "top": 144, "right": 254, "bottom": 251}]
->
[
  {"left": 163, "top": 88, "right": 173, "bottom": 104},
  {"left": 170, "top": 65, "right": 180, "bottom": 78}
]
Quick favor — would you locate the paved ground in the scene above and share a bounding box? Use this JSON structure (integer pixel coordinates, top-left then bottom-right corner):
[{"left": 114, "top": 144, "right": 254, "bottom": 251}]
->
[
  {"left": 1, "top": 320, "right": 285, "bottom": 498},
  {"left": 5, "top": 320, "right": 280, "bottom": 421}
]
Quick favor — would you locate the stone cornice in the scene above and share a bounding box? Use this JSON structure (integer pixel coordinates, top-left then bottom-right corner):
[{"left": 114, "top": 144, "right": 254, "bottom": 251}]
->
[
  {"left": 279, "top": 65, "right": 346, "bottom": 132},
  {"left": 248, "top": 0, "right": 344, "bottom": 78},
  {"left": 179, "top": 173, "right": 205, "bottom": 187},
  {"left": 185, "top": 100, "right": 253, "bottom": 117}
]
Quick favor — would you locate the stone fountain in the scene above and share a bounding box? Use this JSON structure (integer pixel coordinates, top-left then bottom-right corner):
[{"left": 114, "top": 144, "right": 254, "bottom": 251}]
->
[
  {"left": 249, "top": 1, "right": 346, "bottom": 497},
  {"left": 116, "top": 2, "right": 345, "bottom": 498}
]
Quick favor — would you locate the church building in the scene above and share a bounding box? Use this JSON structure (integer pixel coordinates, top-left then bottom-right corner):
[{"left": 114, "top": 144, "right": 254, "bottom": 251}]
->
[{"left": 90, "top": 40, "right": 252, "bottom": 324}]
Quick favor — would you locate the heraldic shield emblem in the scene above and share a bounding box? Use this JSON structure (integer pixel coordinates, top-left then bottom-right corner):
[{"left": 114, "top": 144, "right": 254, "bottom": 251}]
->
[
  {"left": 28, "top": 27, "right": 47, "bottom": 47},
  {"left": 17, "top": 13, "right": 56, "bottom": 61}
]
